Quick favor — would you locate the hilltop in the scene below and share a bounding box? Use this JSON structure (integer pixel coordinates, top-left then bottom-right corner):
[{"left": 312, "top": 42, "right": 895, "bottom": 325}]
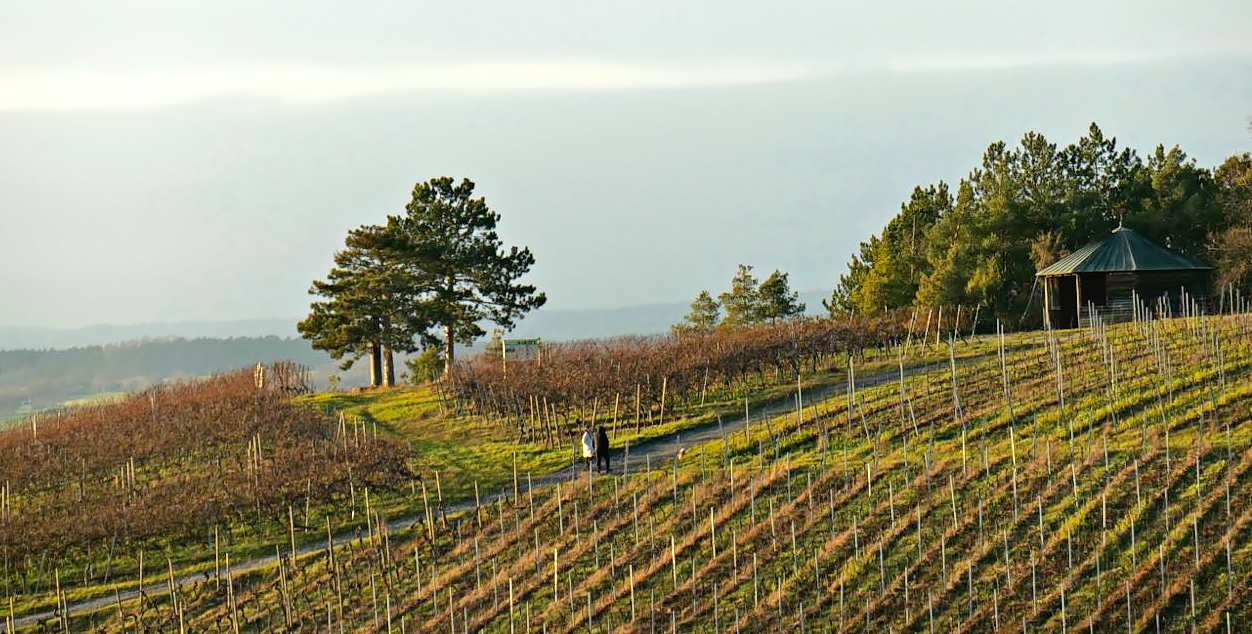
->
[{"left": 6, "top": 310, "right": 1250, "bottom": 632}]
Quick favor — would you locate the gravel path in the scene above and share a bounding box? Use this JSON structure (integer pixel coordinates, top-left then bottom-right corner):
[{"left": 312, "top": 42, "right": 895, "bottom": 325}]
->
[{"left": 14, "top": 362, "right": 935, "bottom": 629}]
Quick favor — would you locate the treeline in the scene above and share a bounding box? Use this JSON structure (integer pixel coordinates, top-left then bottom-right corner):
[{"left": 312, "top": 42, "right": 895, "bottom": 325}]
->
[
  {"left": 673, "top": 264, "right": 806, "bottom": 334},
  {"left": 832, "top": 123, "right": 1252, "bottom": 326},
  {"left": 0, "top": 336, "right": 331, "bottom": 417}
]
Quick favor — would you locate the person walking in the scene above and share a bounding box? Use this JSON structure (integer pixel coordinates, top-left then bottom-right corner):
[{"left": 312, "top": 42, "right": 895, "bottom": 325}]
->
[
  {"left": 580, "top": 425, "right": 595, "bottom": 472},
  {"left": 595, "top": 425, "right": 611, "bottom": 473}
]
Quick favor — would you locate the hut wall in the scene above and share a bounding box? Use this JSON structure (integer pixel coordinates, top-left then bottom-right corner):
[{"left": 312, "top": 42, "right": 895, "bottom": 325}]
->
[
  {"left": 1133, "top": 270, "right": 1209, "bottom": 317},
  {"left": 1100, "top": 272, "right": 1137, "bottom": 322},
  {"left": 1076, "top": 269, "right": 1210, "bottom": 327}
]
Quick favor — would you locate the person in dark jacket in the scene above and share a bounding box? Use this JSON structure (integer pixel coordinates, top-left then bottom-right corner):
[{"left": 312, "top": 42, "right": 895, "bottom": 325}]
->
[{"left": 595, "top": 426, "right": 611, "bottom": 473}]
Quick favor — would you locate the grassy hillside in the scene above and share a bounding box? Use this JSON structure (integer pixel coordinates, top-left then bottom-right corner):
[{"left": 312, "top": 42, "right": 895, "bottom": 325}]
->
[
  {"left": 6, "top": 356, "right": 728, "bottom": 624},
  {"left": 0, "top": 364, "right": 413, "bottom": 618},
  {"left": 45, "top": 312, "right": 1252, "bottom": 633},
  {"left": 297, "top": 388, "right": 571, "bottom": 505},
  {"left": 0, "top": 318, "right": 948, "bottom": 629}
]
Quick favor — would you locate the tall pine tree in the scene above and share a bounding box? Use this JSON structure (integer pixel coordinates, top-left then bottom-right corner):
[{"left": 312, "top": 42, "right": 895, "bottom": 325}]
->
[
  {"left": 298, "top": 224, "right": 428, "bottom": 386},
  {"left": 719, "top": 264, "right": 761, "bottom": 326},
  {"left": 393, "top": 177, "right": 546, "bottom": 377},
  {"left": 300, "top": 177, "right": 545, "bottom": 381}
]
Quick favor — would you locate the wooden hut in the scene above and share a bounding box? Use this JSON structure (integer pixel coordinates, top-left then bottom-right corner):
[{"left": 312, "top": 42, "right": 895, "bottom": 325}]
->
[{"left": 1037, "top": 226, "right": 1211, "bottom": 329}]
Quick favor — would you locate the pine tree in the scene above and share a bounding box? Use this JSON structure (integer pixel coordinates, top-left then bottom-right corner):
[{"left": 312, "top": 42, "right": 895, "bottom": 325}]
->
[
  {"left": 757, "top": 270, "right": 805, "bottom": 321},
  {"left": 297, "top": 224, "right": 427, "bottom": 387},
  {"left": 719, "top": 264, "right": 761, "bottom": 326},
  {"left": 673, "top": 290, "right": 721, "bottom": 334},
  {"left": 300, "top": 177, "right": 545, "bottom": 381},
  {"left": 392, "top": 177, "right": 546, "bottom": 377}
]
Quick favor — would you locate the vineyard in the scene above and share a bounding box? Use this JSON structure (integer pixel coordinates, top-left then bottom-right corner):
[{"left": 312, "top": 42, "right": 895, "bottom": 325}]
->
[
  {"left": 445, "top": 310, "right": 960, "bottom": 444},
  {"left": 0, "top": 363, "right": 413, "bottom": 619},
  {"left": 25, "top": 310, "right": 1249, "bottom": 633}
]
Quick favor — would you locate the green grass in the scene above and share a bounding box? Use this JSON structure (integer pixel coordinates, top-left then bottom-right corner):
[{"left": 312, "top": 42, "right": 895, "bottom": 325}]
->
[
  {"left": 298, "top": 387, "right": 568, "bottom": 502},
  {"left": 1, "top": 391, "right": 127, "bottom": 425},
  {"left": 57, "top": 392, "right": 128, "bottom": 408}
]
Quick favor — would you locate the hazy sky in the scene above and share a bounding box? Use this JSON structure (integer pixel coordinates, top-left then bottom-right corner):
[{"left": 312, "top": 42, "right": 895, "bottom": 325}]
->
[{"left": 1, "top": 1, "right": 1250, "bottom": 329}]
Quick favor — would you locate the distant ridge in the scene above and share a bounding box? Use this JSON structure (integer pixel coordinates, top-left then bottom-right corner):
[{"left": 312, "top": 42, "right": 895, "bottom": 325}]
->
[
  {"left": 0, "top": 291, "right": 831, "bottom": 351},
  {"left": 0, "top": 319, "right": 298, "bottom": 350},
  {"left": 506, "top": 301, "right": 685, "bottom": 341},
  {"left": 0, "top": 335, "right": 342, "bottom": 422},
  {"left": 506, "top": 290, "right": 830, "bottom": 341},
  {"left": 0, "top": 292, "right": 834, "bottom": 421}
]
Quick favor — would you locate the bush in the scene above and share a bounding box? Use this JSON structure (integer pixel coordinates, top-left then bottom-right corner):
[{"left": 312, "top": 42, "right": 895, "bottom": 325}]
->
[{"left": 406, "top": 347, "right": 443, "bottom": 384}]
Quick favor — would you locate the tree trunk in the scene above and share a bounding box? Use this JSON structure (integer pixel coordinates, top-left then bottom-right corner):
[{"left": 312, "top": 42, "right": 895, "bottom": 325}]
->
[
  {"left": 369, "top": 342, "right": 383, "bottom": 387},
  {"left": 443, "top": 324, "right": 455, "bottom": 379},
  {"left": 382, "top": 347, "right": 395, "bottom": 387}
]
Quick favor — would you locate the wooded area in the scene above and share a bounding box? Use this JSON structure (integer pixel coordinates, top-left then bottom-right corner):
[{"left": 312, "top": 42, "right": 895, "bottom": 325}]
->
[{"left": 832, "top": 124, "right": 1252, "bottom": 327}]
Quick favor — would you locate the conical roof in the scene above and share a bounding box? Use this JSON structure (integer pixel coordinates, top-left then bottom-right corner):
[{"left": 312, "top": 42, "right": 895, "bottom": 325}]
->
[{"left": 1036, "top": 226, "right": 1211, "bottom": 276}]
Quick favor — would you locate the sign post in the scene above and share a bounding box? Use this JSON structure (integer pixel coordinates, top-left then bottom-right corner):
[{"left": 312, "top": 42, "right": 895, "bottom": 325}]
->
[{"left": 501, "top": 338, "right": 542, "bottom": 377}]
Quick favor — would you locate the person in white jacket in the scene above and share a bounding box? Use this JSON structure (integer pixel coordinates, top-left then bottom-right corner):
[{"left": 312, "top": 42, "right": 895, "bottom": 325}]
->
[{"left": 580, "top": 425, "right": 595, "bottom": 472}]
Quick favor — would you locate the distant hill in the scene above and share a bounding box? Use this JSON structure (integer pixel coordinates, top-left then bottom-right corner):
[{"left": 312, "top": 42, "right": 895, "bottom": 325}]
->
[
  {"left": 0, "top": 291, "right": 832, "bottom": 349},
  {"left": 0, "top": 318, "right": 298, "bottom": 350},
  {"left": 0, "top": 336, "right": 365, "bottom": 422},
  {"left": 0, "top": 293, "right": 833, "bottom": 420},
  {"left": 505, "top": 290, "right": 831, "bottom": 341}
]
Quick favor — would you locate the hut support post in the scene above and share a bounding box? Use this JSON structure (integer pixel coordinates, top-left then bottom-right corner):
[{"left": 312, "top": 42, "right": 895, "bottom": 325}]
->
[{"left": 1042, "top": 278, "right": 1051, "bottom": 330}]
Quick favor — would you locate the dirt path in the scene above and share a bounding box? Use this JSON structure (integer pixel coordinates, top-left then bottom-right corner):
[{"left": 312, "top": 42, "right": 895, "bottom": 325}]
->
[{"left": 15, "top": 361, "right": 938, "bottom": 629}]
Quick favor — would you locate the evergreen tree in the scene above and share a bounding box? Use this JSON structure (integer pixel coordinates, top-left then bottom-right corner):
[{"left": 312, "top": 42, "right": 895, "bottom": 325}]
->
[
  {"left": 719, "top": 264, "right": 761, "bottom": 326},
  {"left": 404, "top": 346, "right": 443, "bottom": 385},
  {"left": 757, "top": 270, "right": 805, "bottom": 321},
  {"left": 1028, "top": 231, "right": 1069, "bottom": 271},
  {"left": 837, "top": 123, "right": 1229, "bottom": 326},
  {"left": 916, "top": 179, "right": 986, "bottom": 309},
  {"left": 298, "top": 224, "right": 427, "bottom": 386},
  {"left": 1212, "top": 153, "right": 1252, "bottom": 295},
  {"left": 392, "top": 177, "right": 546, "bottom": 377},
  {"left": 1133, "top": 145, "right": 1221, "bottom": 257},
  {"left": 1053, "top": 123, "right": 1145, "bottom": 246},
  {"left": 827, "top": 237, "right": 876, "bottom": 316},
  {"left": 849, "top": 184, "right": 951, "bottom": 313},
  {"left": 300, "top": 177, "right": 545, "bottom": 381},
  {"left": 673, "top": 290, "right": 721, "bottom": 335}
]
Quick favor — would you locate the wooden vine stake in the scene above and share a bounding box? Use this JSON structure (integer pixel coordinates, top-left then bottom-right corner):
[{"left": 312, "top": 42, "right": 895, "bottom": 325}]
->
[{"left": 659, "top": 377, "right": 668, "bottom": 427}]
